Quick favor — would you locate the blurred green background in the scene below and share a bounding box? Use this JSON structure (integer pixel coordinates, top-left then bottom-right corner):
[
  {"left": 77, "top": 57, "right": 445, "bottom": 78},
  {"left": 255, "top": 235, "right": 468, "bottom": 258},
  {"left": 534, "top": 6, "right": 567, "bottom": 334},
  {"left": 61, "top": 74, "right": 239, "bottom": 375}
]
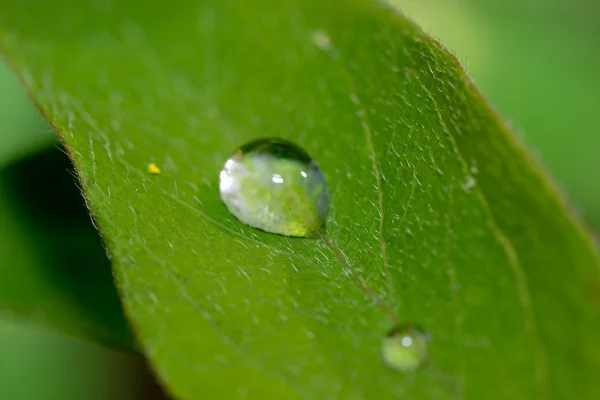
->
[{"left": 0, "top": 1, "right": 599, "bottom": 399}]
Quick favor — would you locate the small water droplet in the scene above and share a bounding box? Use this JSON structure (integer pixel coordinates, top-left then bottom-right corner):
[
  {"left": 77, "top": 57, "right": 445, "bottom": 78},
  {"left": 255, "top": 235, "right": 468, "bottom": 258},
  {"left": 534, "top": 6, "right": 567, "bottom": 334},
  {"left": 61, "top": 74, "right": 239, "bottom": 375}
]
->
[
  {"left": 312, "top": 29, "right": 332, "bottom": 51},
  {"left": 219, "top": 138, "right": 329, "bottom": 237},
  {"left": 382, "top": 324, "right": 428, "bottom": 373},
  {"left": 462, "top": 175, "right": 476, "bottom": 192}
]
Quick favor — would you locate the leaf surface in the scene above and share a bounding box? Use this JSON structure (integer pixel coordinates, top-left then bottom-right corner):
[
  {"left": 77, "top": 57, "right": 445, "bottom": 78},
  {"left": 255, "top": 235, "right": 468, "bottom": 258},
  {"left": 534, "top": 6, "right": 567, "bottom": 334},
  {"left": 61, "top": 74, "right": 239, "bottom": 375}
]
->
[{"left": 1, "top": 0, "right": 599, "bottom": 398}]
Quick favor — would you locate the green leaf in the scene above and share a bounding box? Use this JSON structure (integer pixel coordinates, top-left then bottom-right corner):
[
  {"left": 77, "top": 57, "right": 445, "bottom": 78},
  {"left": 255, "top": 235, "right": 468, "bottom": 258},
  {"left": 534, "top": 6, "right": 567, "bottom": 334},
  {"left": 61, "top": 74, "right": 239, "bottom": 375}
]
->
[
  {"left": 391, "top": 0, "right": 600, "bottom": 228},
  {"left": 1, "top": 0, "right": 599, "bottom": 398},
  {"left": 0, "top": 148, "right": 134, "bottom": 350}
]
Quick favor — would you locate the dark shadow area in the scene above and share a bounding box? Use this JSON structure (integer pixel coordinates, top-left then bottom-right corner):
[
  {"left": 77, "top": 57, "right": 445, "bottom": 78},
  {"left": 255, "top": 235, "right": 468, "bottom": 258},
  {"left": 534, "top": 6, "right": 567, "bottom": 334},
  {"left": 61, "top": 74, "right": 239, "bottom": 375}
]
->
[{"left": 1, "top": 146, "right": 132, "bottom": 343}]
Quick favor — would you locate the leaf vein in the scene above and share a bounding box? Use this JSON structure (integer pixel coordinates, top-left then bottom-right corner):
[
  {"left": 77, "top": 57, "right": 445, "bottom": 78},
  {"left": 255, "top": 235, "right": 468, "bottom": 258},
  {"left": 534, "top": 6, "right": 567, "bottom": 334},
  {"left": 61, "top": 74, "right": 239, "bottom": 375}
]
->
[
  {"left": 345, "top": 79, "right": 394, "bottom": 298},
  {"left": 416, "top": 72, "right": 550, "bottom": 398}
]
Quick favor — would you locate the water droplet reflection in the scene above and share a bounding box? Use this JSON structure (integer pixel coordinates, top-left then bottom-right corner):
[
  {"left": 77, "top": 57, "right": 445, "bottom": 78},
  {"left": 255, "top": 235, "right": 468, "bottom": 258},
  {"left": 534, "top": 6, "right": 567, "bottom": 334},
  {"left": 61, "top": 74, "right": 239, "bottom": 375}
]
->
[
  {"left": 219, "top": 138, "right": 329, "bottom": 237},
  {"left": 382, "top": 324, "right": 428, "bottom": 373}
]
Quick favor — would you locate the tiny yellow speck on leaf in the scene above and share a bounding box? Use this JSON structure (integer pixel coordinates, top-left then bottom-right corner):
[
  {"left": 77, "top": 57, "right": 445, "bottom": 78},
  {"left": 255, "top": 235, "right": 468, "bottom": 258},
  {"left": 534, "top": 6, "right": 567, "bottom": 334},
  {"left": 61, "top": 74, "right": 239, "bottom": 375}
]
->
[{"left": 148, "top": 163, "right": 161, "bottom": 175}]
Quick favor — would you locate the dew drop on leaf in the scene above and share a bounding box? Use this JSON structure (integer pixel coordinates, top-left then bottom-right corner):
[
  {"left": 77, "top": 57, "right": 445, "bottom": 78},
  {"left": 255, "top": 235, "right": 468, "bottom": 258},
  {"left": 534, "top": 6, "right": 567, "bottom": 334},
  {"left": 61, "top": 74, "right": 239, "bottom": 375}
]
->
[
  {"left": 219, "top": 138, "right": 329, "bottom": 237},
  {"left": 382, "top": 324, "right": 429, "bottom": 373}
]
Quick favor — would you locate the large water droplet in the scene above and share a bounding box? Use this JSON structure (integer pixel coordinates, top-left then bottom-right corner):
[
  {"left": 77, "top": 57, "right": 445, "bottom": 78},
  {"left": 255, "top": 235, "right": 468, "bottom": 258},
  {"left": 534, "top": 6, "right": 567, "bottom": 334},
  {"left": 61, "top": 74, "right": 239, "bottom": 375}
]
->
[
  {"left": 382, "top": 324, "right": 428, "bottom": 373},
  {"left": 219, "top": 138, "right": 329, "bottom": 237}
]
